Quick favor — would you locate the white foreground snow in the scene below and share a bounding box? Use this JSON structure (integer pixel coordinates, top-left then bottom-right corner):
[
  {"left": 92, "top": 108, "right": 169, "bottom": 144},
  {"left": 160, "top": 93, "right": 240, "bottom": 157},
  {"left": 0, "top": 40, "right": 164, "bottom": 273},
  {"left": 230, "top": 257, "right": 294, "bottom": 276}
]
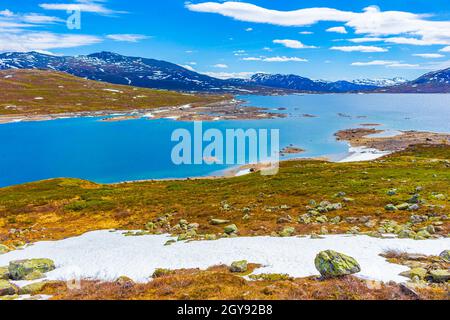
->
[
  {"left": 0, "top": 231, "right": 447, "bottom": 284},
  {"left": 338, "top": 146, "right": 391, "bottom": 163}
]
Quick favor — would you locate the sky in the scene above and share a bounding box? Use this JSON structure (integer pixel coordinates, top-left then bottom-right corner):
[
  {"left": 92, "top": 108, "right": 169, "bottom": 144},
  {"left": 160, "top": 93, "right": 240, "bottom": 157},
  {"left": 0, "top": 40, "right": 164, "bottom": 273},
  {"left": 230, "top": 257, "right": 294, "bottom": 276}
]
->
[{"left": 1, "top": 0, "right": 450, "bottom": 81}]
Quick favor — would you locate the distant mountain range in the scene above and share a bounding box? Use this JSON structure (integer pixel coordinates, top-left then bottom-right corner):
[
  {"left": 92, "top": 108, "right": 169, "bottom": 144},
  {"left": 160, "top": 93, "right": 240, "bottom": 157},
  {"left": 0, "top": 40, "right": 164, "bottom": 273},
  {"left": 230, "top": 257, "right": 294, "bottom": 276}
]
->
[{"left": 0, "top": 51, "right": 449, "bottom": 93}]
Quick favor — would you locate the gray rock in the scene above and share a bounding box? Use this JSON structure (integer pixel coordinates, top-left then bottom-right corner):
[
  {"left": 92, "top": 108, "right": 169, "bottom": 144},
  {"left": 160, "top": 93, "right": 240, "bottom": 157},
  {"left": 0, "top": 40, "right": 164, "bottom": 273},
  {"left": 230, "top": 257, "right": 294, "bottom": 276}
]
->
[
  {"left": 314, "top": 250, "right": 361, "bottom": 278},
  {"left": 230, "top": 260, "right": 248, "bottom": 273}
]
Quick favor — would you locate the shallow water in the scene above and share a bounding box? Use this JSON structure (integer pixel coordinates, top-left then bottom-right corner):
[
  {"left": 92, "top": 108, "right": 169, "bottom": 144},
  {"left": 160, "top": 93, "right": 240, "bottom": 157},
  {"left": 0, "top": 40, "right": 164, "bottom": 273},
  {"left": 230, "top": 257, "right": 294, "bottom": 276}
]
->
[{"left": 1, "top": 94, "right": 449, "bottom": 187}]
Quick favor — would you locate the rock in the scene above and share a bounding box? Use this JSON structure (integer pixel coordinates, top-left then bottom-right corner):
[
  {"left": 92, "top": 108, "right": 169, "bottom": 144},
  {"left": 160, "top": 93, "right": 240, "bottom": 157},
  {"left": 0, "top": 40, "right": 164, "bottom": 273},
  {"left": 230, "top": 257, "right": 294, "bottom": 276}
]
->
[
  {"left": 187, "top": 223, "right": 199, "bottom": 230},
  {"left": 400, "top": 267, "right": 428, "bottom": 280},
  {"left": 314, "top": 250, "right": 361, "bottom": 278},
  {"left": 439, "top": 250, "right": 450, "bottom": 262},
  {"left": 429, "top": 269, "right": 450, "bottom": 283},
  {"left": 410, "top": 215, "right": 428, "bottom": 224},
  {"left": 315, "top": 215, "right": 328, "bottom": 224},
  {"left": 179, "top": 219, "right": 188, "bottom": 226},
  {"left": 177, "top": 229, "right": 197, "bottom": 241},
  {"left": 330, "top": 216, "right": 341, "bottom": 224},
  {"left": 347, "top": 226, "right": 360, "bottom": 234},
  {"left": 335, "top": 192, "right": 346, "bottom": 198},
  {"left": 152, "top": 268, "right": 172, "bottom": 278},
  {"left": 279, "top": 227, "right": 295, "bottom": 237},
  {"left": 0, "top": 244, "right": 10, "bottom": 255},
  {"left": 230, "top": 260, "right": 248, "bottom": 273},
  {"left": 0, "top": 267, "right": 9, "bottom": 280},
  {"left": 19, "top": 281, "right": 48, "bottom": 295},
  {"left": 414, "top": 230, "right": 431, "bottom": 240},
  {"left": 311, "top": 234, "right": 325, "bottom": 239},
  {"left": 408, "top": 194, "right": 420, "bottom": 204},
  {"left": 8, "top": 259, "right": 55, "bottom": 281},
  {"left": 408, "top": 204, "right": 420, "bottom": 211},
  {"left": 398, "top": 229, "right": 416, "bottom": 239},
  {"left": 397, "top": 203, "right": 410, "bottom": 211},
  {"left": 343, "top": 197, "right": 355, "bottom": 203},
  {"left": 431, "top": 193, "right": 446, "bottom": 200},
  {"left": 298, "top": 214, "right": 312, "bottom": 224},
  {"left": 224, "top": 224, "right": 238, "bottom": 235},
  {"left": 320, "top": 226, "right": 329, "bottom": 235},
  {"left": 387, "top": 189, "right": 397, "bottom": 196},
  {"left": 364, "top": 220, "right": 377, "bottom": 228},
  {"left": 164, "top": 240, "right": 176, "bottom": 246},
  {"left": 277, "top": 216, "right": 292, "bottom": 224},
  {"left": 144, "top": 222, "right": 155, "bottom": 231},
  {"left": 385, "top": 204, "right": 398, "bottom": 211},
  {"left": 115, "top": 276, "right": 135, "bottom": 288},
  {"left": 426, "top": 225, "right": 436, "bottom": 234},
  {"left": 242, "top": 214, "right": 250, "bottom": 221},
  {"left": 0, "top": 280, "right": 18, "bottom": 296},
  {"left": 205, "top": 234, "right": 217, "bottom": 241},
  {"left": 210, "top": 219, "right": 230, "bottom": 225}
]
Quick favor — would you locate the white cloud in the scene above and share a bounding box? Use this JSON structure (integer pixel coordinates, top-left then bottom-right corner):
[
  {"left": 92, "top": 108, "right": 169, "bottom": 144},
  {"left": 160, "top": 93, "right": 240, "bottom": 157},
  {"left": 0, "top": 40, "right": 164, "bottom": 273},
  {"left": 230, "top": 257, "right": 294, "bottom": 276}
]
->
[
  {"left": 273, "top": 39, "right": 315, "bottom": 49},
  {"left": 326, "top": 26, "right": 347, "bottom": 34},
  {"left": 40, "top": 0, "right": 125, "bottom": 15},
  {"left": 348, "top": 37, "right": 384, "bottom": 43},
  {"left": 245, "top": 27, "right": 253, "bottom": 32},
  {"left": 351, "top": 60, "right": 419, "bottom": 68},
  {"left": 0, "top": 31, "right": 102, "bottom": 52},
  {"left": 233, "top": 50, "right": 247, "bottom": 56},
  {"left": 351, "top": 60, "right": 399, "bottom": 66},
  {"left": 181, "top": 64, "right": 196, "bottom": 71},
  {"left": 0, "top": 10, "right": 14, "bottom": 17},
  {"left": 412, "top": 53, "right": 444, "bottom": 59},
  {"left": 440, "top": 46, "right": 450, "bottom": 52},
  {"left": 331, "top": 45, "right": 387, "bottom": 52},
  {"left": 186, "top": 2, "right": 450, "bottom": 46},
  {"left": 242, "top": 56, "right": 307, "bottom": 62},
  {"left": 299, "top": 31, "right": 313, "bottom": 35},
  {"left": 213, "top": 63, "right": 228, "bottom": 68},
  {"left": 106, "top": 34, "right": 149, "bottom": 42},
  {"left": 202, "top": 71, "right": 256, "bottom": 79},
  {"left": 22, "top": 13, "right": 64, "bottom": 24}
]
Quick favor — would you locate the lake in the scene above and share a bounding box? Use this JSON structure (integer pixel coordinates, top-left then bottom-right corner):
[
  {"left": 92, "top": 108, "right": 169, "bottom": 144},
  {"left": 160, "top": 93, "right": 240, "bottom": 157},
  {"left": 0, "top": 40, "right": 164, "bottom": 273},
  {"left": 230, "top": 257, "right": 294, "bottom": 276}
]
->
[{"left": 1, "top": 94, "right": 449, "bottom": 187}]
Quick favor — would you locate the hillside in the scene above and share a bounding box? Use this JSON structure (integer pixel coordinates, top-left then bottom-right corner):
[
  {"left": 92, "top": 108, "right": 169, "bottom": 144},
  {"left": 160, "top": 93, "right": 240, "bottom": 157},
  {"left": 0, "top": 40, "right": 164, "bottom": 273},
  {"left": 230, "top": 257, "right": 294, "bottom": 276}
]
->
[
  {"left": 377, "top": 68, "right": 450, "bottom": 93},
  {"left": 0, "top": 69, "right": 228, "bottom": 116}
]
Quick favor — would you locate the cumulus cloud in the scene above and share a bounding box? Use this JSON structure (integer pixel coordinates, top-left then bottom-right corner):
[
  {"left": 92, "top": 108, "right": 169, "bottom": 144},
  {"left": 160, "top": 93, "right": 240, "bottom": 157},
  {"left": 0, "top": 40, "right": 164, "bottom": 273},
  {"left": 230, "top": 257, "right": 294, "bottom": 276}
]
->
[
  {"left": 412, "top": 53, "right": 444, "bottom": 59},
  {"left": 186, "top": 2, "right": 450, "bottom": 46},
  {"left": 440, "top": 46, "right": 450, "bottom": 52},
  {"left": 0, "top": 32, "right": 101, "bottom": 52},
  {"left": 273, "top": 39, "right": 316, "bottom": 49},
  {"left": 326, "top": 26, "right": 347, "bottom": 34},
  {"left": 299, "top": 31, "right": 313, "bottom": 35},
  {"left": 242, "top": 56, "right": 307, "bottom": 62},
  {"left": 331, "top": 45, "right": 387, "bottom": 52},
  {"left": 106, "top": 34, "right": 149, "bottom": 42}
]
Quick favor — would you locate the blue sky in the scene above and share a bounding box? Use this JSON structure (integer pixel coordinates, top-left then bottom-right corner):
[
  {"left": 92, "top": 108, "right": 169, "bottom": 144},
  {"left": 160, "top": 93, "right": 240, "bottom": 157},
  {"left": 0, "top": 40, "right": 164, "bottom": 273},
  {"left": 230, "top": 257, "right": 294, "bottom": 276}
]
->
[{"left": 1, "top": 0, "right": 450, "bottom": 80}]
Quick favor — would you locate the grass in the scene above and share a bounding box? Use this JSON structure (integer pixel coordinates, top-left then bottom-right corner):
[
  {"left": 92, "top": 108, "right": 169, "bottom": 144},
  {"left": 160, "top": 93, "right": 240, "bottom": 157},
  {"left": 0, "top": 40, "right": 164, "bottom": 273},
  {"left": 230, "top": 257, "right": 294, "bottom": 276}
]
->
[
  {"left": 0, "top": 144, "right": 448, "bottom": 245},
  {"left": 0, "top": 69, "right": 228, "bottom": 116},
  {"left": 36, "top": 266, "right": 448, "bottom": 300}
]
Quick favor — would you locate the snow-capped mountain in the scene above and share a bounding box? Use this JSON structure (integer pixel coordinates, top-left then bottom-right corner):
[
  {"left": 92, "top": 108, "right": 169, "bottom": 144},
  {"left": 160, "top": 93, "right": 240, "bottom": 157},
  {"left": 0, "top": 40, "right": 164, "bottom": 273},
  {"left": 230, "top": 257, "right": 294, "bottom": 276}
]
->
[
  {"left": 352, "top": 77, "right": 408, "bottom": 87},
  {"left": 377, "top": 68, "right": 450, "bottom": 93},
  {"left": 0, "top": 51, "right": 244, "bottom": 92},
  {"left": 234, "top": 73, "right": 378, "bottom": 92}
]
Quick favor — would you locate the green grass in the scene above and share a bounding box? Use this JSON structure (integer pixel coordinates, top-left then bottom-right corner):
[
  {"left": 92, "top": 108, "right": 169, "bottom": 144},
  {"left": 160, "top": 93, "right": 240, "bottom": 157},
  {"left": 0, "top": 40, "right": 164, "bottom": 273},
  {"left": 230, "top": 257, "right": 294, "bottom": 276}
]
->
[
  {"left": 0, "top": 144, "right": 448, "bottom": 245},
  {"left": 0, "top": 69, "right": 228, "bottom": 115}
]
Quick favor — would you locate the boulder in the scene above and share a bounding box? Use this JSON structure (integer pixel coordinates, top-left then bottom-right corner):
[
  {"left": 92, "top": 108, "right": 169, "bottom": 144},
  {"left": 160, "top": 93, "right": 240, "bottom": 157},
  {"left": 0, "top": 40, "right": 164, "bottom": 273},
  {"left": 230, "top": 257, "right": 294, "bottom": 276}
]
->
[
  {"left": 279, "top": 227, "right": 295, "bottom": 237},
  {"left": 397, "top": 203, "right": 410, "bottom": 211},
  {"left": 0, "top": 267, "right": 8, "bottom": 280},
  {"left": 298, "top": 214, "right": 312, "bottom": 224},
  {"left": 315, "top": 216, "right": 328, "bottom": 224},
  {"left": 439, "top": 250, "right": 450, "bottom": 262},
  {"left": 230, "top": 260, "right": 248, "bottom": 273},
  {"left": 224, "top": 224, "right": 238, "bottom": 235},
  {"left": 400, "top": 267, "right": 428, "bottom": 280},
  {"left": 210, "top": 219, "right": 230, "bottom": 225},
  {"left": 385, "top": 204, "right": 398, "bottom": 211},
  {"left": 8, "top": 259, "right": 55, "bottom": 281},
  {"left": 0, "top": 280, "right": 18, "bottom": 296},
  {"left": 429, "top": 269, "right": 450, "bottom": 283},
  {"left": 19, "top": 281, "right": 48, "bottom": 295},
  {"left": 387, "top": 189, "right": 397, "bottom": 196},
  {"left": 314, "top": 250, "right": 361, "bottom": 278},
  {"left": 0, "top": 244, "right": 10, "bottom": 255},
  {"left": 115, "top": 276, "right": 135, "bottom": 288}
]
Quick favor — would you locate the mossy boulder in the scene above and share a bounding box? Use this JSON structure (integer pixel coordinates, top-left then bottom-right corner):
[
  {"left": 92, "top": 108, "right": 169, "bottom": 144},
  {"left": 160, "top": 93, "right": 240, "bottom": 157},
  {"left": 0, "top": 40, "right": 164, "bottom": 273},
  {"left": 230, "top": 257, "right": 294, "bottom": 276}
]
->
[
  {"left": 315, "top": 250, "right": 361, "bottom": 278},
  {"left": 400, "top": 267, "right": 428, "bottom": 280},
  {"left": 152, "top": 268, "right": 173, "bottom": 278},
  {"left": 0, "top": 244, "right": 10, "bottom": 255},
  {"left": 385, "top": 204, "right": 398, "bottom": 211},
  {"left": 429, "top": 269, "right": 450, "bottom": 283},
  {"left": 439, "top": 250, "right": 450, "bottom": 262},
  {"left": 8, "top": 259, "right": 55, "bottom": 280},
  {"left": 224, "top": 224, "right": 238, "bottom": 235},
  {"left": 0, "top": 280, "right": 18, "bottom": 296},
  {"left": 115, "top": 276, "right": 135, "bottom": 287},
  {"left": 19, "top": 281, "right": 48, "bottom": 295},
  {"left": 279, "top": 227, "right": 295, "bottom": 237},
  {"left": 0, "top": 267, "right": 9, "bottom": 280},
  {"left": 229, "top": 260, "right": 248, "bottom": 273}
]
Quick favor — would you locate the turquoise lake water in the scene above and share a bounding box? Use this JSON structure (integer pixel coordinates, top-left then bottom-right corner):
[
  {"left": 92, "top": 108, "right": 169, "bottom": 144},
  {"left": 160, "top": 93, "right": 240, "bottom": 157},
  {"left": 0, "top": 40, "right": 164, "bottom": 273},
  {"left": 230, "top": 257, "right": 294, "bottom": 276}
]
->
[{"left": 1, "top": 94, "right": 449, "bottom": 187}]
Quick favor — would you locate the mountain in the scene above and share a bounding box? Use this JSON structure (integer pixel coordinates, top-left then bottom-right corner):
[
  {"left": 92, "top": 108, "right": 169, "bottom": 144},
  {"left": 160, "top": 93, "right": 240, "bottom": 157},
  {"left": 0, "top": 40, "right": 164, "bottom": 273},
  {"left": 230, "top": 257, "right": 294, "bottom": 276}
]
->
[
  {"left": 351, "top": 77, "right": 408, "bottom": 87},
  {"left": 232, "top": 73, "right": 378, "bottom": 92},
  {"left": 377, "top": 68, "right": 450, "bottom": 93},
  {"left": 0, "top": 51, "right": 255, "bottom": 93},
  {"left": 0, "top": 69, "right": 224, "bottom": 116}
]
